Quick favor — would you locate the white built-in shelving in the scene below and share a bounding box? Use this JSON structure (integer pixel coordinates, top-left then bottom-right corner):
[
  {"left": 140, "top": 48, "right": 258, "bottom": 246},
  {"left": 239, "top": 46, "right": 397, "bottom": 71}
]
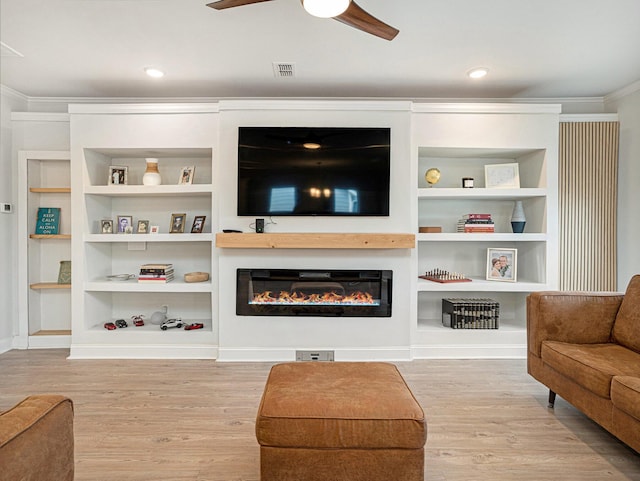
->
[
  {"left": 18, "top": 151, "right": 72, "bottom": 348},
  {"left": 69, "top": 105, "right": 220, "bottom": 359},
  {"left": 411, "top": 105, "right": 560, "bottom": 358}
]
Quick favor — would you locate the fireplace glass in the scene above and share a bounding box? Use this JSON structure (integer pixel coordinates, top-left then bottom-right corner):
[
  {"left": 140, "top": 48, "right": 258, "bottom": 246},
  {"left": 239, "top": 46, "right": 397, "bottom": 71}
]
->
[{"left": 237, "top": 269, "right": 392, "bottom": 317}]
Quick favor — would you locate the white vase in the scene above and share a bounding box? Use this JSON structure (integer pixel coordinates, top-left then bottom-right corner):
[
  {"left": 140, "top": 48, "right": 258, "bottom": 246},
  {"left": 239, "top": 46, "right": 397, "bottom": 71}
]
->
[
  {"left": 511, "top": 200, "right": 526, "bottom": 233},
  {"left": 142, "top": 158, "right": 162, "bottom": 186}
]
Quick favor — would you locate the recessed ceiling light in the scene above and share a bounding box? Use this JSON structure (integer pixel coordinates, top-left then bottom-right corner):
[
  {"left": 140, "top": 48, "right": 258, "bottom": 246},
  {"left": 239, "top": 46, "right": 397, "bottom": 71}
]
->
[
  {"left": 467, "top": 67, "right": 489, "bottom": 79},
  {"left": 144, "top": 67, "right": 165, "bottom": 78}
]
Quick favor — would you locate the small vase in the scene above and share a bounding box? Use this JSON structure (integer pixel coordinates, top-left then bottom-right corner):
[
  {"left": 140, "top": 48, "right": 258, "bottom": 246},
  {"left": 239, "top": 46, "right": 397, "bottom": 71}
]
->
[
  {"left": 142, "top": 158, "right": 162, "bottom": 186},
  {"left": 511, "top": 200, "right": 526, "bottom": 233}
]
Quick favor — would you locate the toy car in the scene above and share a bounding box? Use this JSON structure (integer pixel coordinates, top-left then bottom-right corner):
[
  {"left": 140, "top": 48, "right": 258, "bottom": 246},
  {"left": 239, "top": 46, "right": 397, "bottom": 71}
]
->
[
  {"left": 184, "top": 322, "right": 204, "bottom": 330},
  {"left": 115, "top": 319, "right": 128, "bottom": 328},
  {"left": 160, "top": 318, "right": 184, "bottom": 330},
  {"left": 131, "top": 315, "right": 145, "bottom": 327},
  {"left": 104, "top": 322, "right": 116, "bottom": 330}
]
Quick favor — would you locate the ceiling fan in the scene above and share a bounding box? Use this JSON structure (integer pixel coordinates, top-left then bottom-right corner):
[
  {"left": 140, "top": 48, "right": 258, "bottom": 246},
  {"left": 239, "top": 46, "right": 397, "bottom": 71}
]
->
[{"left": 206, "top": 0, "right": 399, "bottom": 41}]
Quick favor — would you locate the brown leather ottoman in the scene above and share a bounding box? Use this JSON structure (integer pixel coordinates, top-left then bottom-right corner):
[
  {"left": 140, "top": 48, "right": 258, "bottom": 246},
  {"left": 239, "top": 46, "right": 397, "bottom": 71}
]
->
[{"left": 256, "top": 362, "right": 427, "bottom": 481}]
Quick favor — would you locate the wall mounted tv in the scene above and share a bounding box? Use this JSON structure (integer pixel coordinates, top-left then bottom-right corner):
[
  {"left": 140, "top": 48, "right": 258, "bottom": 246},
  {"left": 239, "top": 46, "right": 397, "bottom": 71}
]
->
[{"left": 237, "top": 127, "right": 391, "bottom": 216}]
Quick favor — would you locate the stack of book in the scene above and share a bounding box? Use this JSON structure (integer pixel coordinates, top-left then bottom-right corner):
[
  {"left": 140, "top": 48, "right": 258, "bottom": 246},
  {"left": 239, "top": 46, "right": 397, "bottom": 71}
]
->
[
  {"left": 457, "top": 213, "right": 495, "bottom": 233},
  {"left": 138, "top": 263, "right": 174, "bottom": 283},
  {"left": 442, "top": 298, "right": 500, "bottom": 329}
]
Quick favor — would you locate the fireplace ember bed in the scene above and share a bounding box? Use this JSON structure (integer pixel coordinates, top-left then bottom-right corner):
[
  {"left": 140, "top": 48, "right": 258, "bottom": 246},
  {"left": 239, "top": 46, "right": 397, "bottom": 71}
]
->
[{"left": 237, "top": 269, "right": 392, "bottom": 317}]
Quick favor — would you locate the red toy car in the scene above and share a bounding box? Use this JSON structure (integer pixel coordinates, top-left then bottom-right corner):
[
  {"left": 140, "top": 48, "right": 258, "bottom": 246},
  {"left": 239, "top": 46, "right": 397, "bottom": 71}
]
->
[
  {"left": 184, "top": 323, "right": 204, "bottom": 330},
  {"left": 131, "top": 315, "right": 145, "bottom": 327},
  {"left": 104, "top": 322, "right": 116, "bottom": 330}
]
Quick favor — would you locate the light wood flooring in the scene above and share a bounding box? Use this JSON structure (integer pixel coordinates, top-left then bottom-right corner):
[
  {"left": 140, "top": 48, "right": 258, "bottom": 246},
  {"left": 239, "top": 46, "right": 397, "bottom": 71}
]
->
[{"left": 1, "top": 349, "right": 638, "bottom": 481}]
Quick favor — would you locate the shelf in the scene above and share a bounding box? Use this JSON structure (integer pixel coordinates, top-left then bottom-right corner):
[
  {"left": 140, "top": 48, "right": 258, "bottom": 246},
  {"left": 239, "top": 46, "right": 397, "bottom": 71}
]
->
[
  {"left": 85, "top": 184, "right": 213, "bottom": 196},
  {"left": 417, "top": 277, "right": 549, "bottom": 292},
  {"left": 418, "top": 187, "right": 546, "bottom": 200},
  {"left": 30, "top": 283, "right": 71, "bottom": 290},
  {"left": 85, "top": 279, "right": 212, "bottom": 292},
  {"left": 29, "top": 234, "right": 71, "bottom": 239},
  {"left": 85, "top": 233, "right": 213, "bottom": 242},
  {"left": 31, "top": 330, "right": 72, "bottom": 336},
  {"left": 417, "top": 233, "right": 547, "bottom": 242},
  {"left": 30, "top": 187, "right": 70, "bottom": 193},
  {"left": 216, "top": 233, "right": 415, "bottom": 249}
]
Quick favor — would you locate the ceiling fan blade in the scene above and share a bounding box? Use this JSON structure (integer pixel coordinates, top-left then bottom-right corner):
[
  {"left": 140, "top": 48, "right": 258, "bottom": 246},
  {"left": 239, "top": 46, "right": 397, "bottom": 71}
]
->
[
  {"left": 206, "top": 0, "right": 273, "bottom": 10},
  {"left": 334, "top": 1, "right": 399, "bottom": 40}
]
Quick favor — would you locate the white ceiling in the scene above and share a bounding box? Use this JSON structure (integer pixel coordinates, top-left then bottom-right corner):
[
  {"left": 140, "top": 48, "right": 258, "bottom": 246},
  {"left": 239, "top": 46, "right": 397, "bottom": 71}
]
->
[{"left": 1, "top": 0, "right": 640, "bottom": 100}]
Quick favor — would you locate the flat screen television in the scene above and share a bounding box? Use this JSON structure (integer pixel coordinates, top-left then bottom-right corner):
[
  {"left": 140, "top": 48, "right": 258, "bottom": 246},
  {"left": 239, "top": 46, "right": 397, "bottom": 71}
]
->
[{"left": 237, "top": 127, "right": 390, "bottom": 216}]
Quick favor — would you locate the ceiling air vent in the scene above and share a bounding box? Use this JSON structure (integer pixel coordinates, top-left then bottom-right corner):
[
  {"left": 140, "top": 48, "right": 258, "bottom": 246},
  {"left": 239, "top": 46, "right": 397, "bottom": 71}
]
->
[{"left": 273, "top": 62, "right": 295, "bottom": 78}]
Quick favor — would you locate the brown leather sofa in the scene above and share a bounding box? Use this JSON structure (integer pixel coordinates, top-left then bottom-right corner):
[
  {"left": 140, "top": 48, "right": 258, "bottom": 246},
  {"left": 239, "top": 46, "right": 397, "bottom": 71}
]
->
[
  {"left": 527, "top": 275, "right": 640, "bottom": 452},
  {"left": 0, "top": 395, "right": 74, "bottom": 481}
]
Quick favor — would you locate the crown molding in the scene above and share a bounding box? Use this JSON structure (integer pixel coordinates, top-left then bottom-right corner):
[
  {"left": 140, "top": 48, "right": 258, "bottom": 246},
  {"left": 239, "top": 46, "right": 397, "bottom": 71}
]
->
[
  {"left": 1, "top": 84, "right": 28, "bottom": 102},
  {"left": 68, "top": 103, "right": 220, "bottom": 115},
  {"left": 411, "top": 102, "right": 561, "bottom": 114},
  {"left": 11, "top": 111, "right": 70, "bottom": 122},
  {"left": 559, "top": 113, "right": 619, "bottom": 123},
  {"left": 218, "top": 99, "right": 413, "bottom": 112},
  {"left": 604, "top": 79, "right": 640, "bottom": 103}
]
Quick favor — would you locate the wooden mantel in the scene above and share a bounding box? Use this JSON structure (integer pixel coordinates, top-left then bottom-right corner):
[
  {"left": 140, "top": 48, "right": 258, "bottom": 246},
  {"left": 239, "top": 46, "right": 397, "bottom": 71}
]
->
[{"left": 215, "top": 233, "right": 415, "bottom": 249}]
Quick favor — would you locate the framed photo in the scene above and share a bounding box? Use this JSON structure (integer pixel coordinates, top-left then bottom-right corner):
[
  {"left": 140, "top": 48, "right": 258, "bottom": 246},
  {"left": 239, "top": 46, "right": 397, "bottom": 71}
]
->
[
  {"left": 108, "top": 166, "right": 128, "bottom": 185},
  {"left": 149, "top": 225, "right": 160, "bottom": 234},
  {"left": 117, "top": 215, "right": 133, "bottom": 234},
  {"left": 486, "top": 248, "right": 517, "bottom": 282},
  {"left": 137, "top": 220, "right": 150, "bottom": 234},
  {"left": 178, "top": 166, "right": 195, "bottom": 185},
  {"left": 101, "top": 219, "right": 113, "bottom": 234},
  {"left": 484, "top": 163, "right": 520, "bottom": 189},
  {"left": 170, "top": 213, "right": 186, "bottom": 233},
  {"left": 191, "top": 215, "right": 206, "bottom": 233}
]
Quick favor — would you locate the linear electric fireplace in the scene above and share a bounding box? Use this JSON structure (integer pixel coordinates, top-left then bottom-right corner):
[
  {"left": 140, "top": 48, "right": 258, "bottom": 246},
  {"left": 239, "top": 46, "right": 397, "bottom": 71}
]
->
[{"left": 237, "top": 269, "right": 392, "bottom": 317}]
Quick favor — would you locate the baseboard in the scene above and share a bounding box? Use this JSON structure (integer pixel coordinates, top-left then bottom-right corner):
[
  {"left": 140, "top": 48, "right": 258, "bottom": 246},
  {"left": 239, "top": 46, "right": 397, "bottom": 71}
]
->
[
  {"left": 216, "top": 347, "right": 412, "bottom": 362},
  {"left": 68, "top": 344, "right": 219, "bottom": 359},
  {"left": 411, "top": 343, "right": 526, "bottom": 359},
  {"left": 0, "top": 336, "right": 13, "bottom": 354}
]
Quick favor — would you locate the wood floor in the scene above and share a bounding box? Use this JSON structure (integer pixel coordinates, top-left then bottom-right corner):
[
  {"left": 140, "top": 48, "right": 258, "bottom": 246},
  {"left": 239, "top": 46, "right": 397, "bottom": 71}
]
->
[{"left": 1, "top": 349, "right": 638, "bottom": 481}]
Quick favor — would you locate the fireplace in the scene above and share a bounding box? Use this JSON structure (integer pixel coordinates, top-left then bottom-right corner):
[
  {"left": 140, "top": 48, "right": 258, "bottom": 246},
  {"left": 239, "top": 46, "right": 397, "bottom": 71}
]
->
[{"left": 236, "top": 269, "right": 392, "bottom": 317}]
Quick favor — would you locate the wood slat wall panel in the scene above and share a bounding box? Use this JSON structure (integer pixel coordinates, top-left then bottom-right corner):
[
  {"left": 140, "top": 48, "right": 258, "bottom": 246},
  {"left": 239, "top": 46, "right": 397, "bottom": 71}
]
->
[{"left": 559, "top": 122, "right": 619, "bottom": 291}]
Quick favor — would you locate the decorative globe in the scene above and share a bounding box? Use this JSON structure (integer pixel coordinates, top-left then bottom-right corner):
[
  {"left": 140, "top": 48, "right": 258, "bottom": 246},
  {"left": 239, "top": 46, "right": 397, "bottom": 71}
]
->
[{"left": 425, "top": 168, "right": 441, "bottom": 186}]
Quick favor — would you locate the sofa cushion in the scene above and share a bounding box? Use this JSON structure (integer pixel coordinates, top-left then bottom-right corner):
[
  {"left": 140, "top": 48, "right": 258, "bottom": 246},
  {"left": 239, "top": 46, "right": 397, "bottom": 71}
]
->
[
  {"left": 612, "top": 274, "right": 640, "bottom": 353},
  {"left": 541, "top": 341, "right": 640, "bottom": 398},
  {"left": 255, "top": 362, "right": 426, "bottom": 449},
  {"left": 611, "top": 376, "right": 640, "bottom": 421}
]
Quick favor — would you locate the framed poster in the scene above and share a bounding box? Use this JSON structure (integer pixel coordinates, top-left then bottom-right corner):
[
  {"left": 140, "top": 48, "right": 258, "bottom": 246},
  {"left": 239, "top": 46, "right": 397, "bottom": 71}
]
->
[{"left": 485, "top": 163, "right": 520, "bottom": 189}]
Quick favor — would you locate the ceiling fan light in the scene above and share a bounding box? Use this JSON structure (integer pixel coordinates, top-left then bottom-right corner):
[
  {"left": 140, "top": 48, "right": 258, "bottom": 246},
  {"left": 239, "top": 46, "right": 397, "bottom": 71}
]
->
[{"left": 303, "top": 0, "right": 350, "bottom": 18}]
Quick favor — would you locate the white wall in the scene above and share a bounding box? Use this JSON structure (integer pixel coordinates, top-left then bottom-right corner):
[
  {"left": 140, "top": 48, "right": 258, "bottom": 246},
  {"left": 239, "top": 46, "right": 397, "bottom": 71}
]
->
[
  {"left": 605, "top": 83, "right": 640, "bottom": 288},
  {"left": 0, "top": 87, "right": 27, "bottom": 352}
]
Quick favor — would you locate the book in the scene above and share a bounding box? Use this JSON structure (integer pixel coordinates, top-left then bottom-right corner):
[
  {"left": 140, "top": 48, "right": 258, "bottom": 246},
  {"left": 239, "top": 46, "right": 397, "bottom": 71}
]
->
[
  {"left": 139, "top": 268, "right": 174, "bottom": 275},
  {"left": 462, "top": 213, "right": 492, "bottom": 220},
  {"left": 35, "top": 207, "right": 61, "bottom": 235},
  {"left": 140, "top": 263, "right": 173, "bottom": 269}
]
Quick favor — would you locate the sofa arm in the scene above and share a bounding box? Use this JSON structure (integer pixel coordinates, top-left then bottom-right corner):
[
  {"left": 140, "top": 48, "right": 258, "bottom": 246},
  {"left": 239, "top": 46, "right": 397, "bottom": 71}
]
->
[
  {"left": 0, "top": 395, "right": 74, "bottom": 481},
  {"left": 527, "top": 291, "right": 623, "bottom": 358}
]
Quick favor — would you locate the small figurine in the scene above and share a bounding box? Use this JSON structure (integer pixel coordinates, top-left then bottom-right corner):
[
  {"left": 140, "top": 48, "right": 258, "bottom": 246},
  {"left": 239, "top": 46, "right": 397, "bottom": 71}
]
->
[
  {"left": 184, "top": 322, "right": 204, "bottom": 331},
  {"left": 160, "top": 318, "right": 184, "bottom": 330}
]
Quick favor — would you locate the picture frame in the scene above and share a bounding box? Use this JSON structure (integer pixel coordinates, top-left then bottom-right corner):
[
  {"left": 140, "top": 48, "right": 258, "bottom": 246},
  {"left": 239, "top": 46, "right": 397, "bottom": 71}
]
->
[
  {"left": 191, "top": 215, "right": 206, "bottom": 233},
  {"left": 137, "top": 220, "right": 150, "bottom": 234},
  {"left": 486, "top": 248, "right": 517, "bottom": 282},
  {"left": 101, "top": 219, "right": 113, "bottom": 234},
  {"left": 178, "top": 166, "right": 195, "bottom": 185},
  {"left": 117, "top": 215, "right": 133, "bottom": 234},
  {"left": 149, "top": 225, "right": 160, "bottom": 234},
  {"left": 108, "top": 166, "right": 128, "bottom": 186},
  {"left": 484, "top": 163, "right": 520, "bottom": 189},
  {"left": 170, "top": 213, "right": 186, "bottom": 233}
]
